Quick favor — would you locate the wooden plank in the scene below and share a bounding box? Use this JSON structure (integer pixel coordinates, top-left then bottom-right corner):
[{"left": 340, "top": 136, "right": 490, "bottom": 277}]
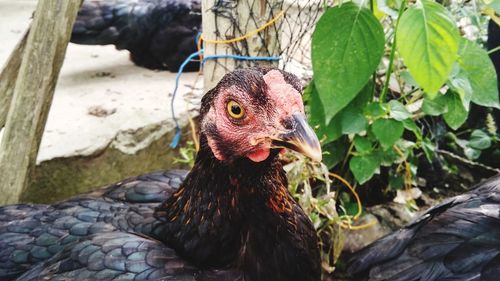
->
[
  {"left": 0, "top": 0, "right": 84, "bottom": 204},
  {"left": 201, "top": 0, "right": 282, "bottom": 91},
  {"left": 0, "top": 30, "right": 28, "bottom": 129}
]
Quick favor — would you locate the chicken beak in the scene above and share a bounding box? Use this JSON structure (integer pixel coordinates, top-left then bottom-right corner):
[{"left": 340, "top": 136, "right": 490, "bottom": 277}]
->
[{"left": 272, "top": 113, "right": 322, "bottom": 162}]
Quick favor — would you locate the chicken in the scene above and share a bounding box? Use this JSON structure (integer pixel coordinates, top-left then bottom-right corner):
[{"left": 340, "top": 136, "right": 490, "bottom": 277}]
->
[
  {"left": 0, "top": 68, "right": 322, "bottom": 281},
  {"left": 347, "top": 175, "right": 500, "bottom": 281},
  {"left": 71, "top": 0, "right": 201, "bottom": 71},
  {"left": 488, "top": 19, "right": 500, "bottom": 93}
]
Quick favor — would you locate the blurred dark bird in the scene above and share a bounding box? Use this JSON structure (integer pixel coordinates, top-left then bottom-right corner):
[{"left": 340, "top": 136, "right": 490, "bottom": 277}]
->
[
  {"left": 347, "top": 175, "right": 500, "bottom": 281},
  {"left": 0, "top": 68, "right": 322, "bottom": 281},
  {"left": 487, "top": 19, "right": 500, "bottom": 93},
  {"left": 71, "top": 0, "right": 201, "bottom": 71}
]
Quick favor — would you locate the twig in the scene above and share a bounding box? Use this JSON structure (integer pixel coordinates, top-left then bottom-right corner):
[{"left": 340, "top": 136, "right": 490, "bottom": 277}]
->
[{"left": 436, "top": 149, "right": 500, "bottom": 174}]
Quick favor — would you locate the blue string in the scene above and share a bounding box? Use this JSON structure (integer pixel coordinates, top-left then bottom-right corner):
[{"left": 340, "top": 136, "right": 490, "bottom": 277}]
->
[
  {"left": 169, "top": 48, "right": 281, "bottom": 148},
  {"left": 169, "top": 50, "right": 202, "bottom": 148},
  {"left": 203, "top": 54, "right": 281, "bottom": 63}
]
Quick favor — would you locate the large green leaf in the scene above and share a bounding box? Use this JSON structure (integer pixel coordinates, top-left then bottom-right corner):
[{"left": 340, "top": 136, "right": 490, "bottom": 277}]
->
[
  {"left": 312, "top": 3, "right": 385, "bottom": 121},
  {"left": 397, "top": 0, "right": 459, "bottom": 97},
  {"left": 457, "top": 39, "right": 500, "bottom": 108},
  {"left": 307, "top": 82, "right": 343, "bottom": 142},
  {"left": 350, "top": 153, "right": 381, "bottom": 184},
  {"left": 371, "top": 119, "right": 404, "bottom": 150}
]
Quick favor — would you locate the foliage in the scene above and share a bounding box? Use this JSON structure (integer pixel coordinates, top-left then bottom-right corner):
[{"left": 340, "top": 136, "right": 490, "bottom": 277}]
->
[
  {"left": 303, "top": 0, "right": 500, "bottom": 272},
  {"left": 174, "top": 141, "right": 197, "bottom": 167},
  {"left": 309, "top": 0, "right": 499, "bottom": 188}
]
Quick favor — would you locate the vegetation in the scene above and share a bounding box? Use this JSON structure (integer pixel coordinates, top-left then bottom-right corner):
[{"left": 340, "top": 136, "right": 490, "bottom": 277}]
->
[{"left": 304, "top": 0, "right": 499, "bottom": 273}]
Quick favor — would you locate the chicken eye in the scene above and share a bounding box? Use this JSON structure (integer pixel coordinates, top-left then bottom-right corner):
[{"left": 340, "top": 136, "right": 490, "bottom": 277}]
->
[{"left": 227, "top": 100, "right": 245, "bottom": 119}]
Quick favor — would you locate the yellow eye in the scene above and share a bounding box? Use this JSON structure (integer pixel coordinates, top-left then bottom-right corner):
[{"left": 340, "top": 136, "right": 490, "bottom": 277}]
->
[{"left": 227, "top": 100, "right": 245, "bottom": 119}]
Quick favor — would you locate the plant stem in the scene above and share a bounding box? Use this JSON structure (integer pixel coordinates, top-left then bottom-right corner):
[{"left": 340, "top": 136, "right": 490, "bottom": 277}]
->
[
  {"left": 488, "top": 45, "right": 500, "bottom": 55},
  {"left": 340, "top": 140, "right": 355, "bottom": 173},
  {"left": 380, "top": 0, "right": 407, "bottom": 104}
]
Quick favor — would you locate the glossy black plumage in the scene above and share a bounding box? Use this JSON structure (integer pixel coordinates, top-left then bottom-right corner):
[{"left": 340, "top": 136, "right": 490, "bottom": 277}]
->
[
  {"left": 71, "top": 0, "right": 201, "bottom": 71},
  {"left": 348, "top": 175, "right": 500, "bottom": 281},
  {"left": 0, "top": 68, "right": 321, "bottom": 281},
  {"left": 0, "top": 170, "right": 187, "bottom": 280}
]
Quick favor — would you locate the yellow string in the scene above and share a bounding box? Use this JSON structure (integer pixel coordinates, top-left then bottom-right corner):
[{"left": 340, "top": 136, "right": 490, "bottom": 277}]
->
[
  {"left": 329, "top": 172, "right": 378, "bottom": 230},
  {"left": 197, "top": 34, "right": 203, "bottom": 60},
  {"left": 329, "top": 172, "right": 362, "bottom": 219},
  {"left": 339, "top": 219, "right": 378, "bottom": 230},
  {"left": 188, "top": 117, "right": 199, "bottom": 152},
  {"left": 197, "top": 10, "right": 284, "bottom": 61},
  {"left": 200, "top": 11, "right": 285, "bottom": 45}
]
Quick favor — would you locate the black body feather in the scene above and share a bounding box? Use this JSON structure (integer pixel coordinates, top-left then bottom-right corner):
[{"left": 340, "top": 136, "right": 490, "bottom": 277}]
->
[
  {"left": 71, "top": 0, "right": 201, "bottom": 71},
  {"left": 348, "top": 175, "right": 500, "bottom": 281},
  {"left": 0, "top": 170, "right": 187, "bottom": 280}
]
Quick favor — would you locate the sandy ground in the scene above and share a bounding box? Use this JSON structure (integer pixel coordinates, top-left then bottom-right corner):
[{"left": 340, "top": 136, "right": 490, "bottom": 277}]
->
[{"left": 0, "top": 0, "right": 202, "bottom": 163}]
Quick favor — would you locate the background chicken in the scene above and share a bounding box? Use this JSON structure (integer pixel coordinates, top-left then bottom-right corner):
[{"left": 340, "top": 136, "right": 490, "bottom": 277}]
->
[
  {"left": 348, "top": 175, "right": 500, "bottom": 281},
  {"left": 71, "top": 0, "right": 201, "bottom": 71}
]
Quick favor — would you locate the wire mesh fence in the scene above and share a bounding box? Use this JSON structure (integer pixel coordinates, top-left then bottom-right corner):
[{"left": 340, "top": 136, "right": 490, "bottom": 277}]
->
[{"left": 201, "top": 0, "right": 324, "bottom": 83}]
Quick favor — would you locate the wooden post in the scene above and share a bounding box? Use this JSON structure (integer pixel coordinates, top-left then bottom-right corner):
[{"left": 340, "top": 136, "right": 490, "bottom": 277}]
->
[
  {"left": 0, "top": 0, "right": 83, "bottom": 204},
  {"left": 0, "top": 31, "right": 28, "bottom": 129},
  {"left": 201, "top": 0, "right": 283, "bottom": 91}
]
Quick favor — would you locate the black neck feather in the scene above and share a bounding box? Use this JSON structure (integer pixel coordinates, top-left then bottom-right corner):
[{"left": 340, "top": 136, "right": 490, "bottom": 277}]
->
[{"left": 154, "top": 135, "right": 320, "bottom": 281}]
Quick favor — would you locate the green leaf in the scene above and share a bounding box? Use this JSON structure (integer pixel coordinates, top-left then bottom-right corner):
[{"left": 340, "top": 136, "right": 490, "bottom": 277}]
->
[
  {"left": 364, "top": 102, "right": 386, "bottom": 118},
  {"left": 457, "top": 39, "right": 500, "bottom": 108},
  {"left": 380, "top": 148, "right": 400, "bottom": 166},
  {"left": 354, "top": 136, "right": 373, "bottom": 154},
  {"left": 389, "top": 175, "right": 404, "bottom": 190},
  {"left": 388, "top": 100, "right": 411, "bottom": 121},
  {"left": 400, "top": 70, "right": 419, "bottom": 88},
  {"left": 308, "top": 81, "right": 372, "bottom": 142},
  {"left": 341, "top": 108, "right": 368, "bottom": 134},
  {"left": 489, "top": 0, "right": 500, "bottom": 13},
  {"left": 371, "top": 119, "right": 404, "bottom": 150},
  {"left": 397, "top": 0, "right": 459, "bottom": 97},
  {"left": 322, "top": 139, "right": 348, "bottom": 168},
  {"left": 442, "top": 90, "right": 468, "bottom": 130},
  {"left": 464, "top": 146, "right": 481, "bottom": 160},
  {"left": 469, "top": 130, "right": 492, "bottom": 150},
  {"left": 340, "top": 82, "right": 373, "bottom": 134},
  {"left": 307, "top": 82, "right": 342, "bottom": 142},
  {"left": 402, "top": 119, "right": 422, "bottom": 140},
  {"left": 421, "top": 138, "right": 435, "bottom": 162},
  {"left": 312, "top": 3, "right": 385, "bottom": 121},
  {"left": 349, "top": 154, "right": 381, "bottom": 184},
  {"left": 448, "top": 65, "right": 473, "bottom": 108},
  {"left": 422, "top": 96, "right": 447, "bottom": 116}
]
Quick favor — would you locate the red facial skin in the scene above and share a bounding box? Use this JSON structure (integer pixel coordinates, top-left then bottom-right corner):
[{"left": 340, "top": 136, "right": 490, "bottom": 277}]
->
[{"left": 203, "top": 70, "right": 304, "bottom": 162}]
